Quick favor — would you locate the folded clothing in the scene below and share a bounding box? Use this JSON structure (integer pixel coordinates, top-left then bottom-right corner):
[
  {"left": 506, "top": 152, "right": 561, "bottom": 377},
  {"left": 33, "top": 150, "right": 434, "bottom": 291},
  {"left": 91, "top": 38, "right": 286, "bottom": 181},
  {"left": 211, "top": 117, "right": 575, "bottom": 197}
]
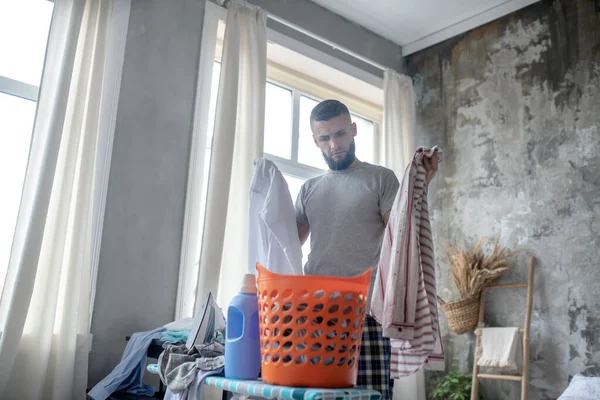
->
[
  {"left": 476, "top": 327, "right": 521, "bottom": 373},
  {"left": 162, "top": 330, "right": 190, "bottom": 345}
]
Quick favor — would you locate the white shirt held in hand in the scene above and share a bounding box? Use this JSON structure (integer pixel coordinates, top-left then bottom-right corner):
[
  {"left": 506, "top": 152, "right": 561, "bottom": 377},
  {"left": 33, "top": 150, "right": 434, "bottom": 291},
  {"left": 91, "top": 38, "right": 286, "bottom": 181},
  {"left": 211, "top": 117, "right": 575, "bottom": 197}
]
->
[{"left": 248, "top": 158, "right": 303, "bottom": 276}]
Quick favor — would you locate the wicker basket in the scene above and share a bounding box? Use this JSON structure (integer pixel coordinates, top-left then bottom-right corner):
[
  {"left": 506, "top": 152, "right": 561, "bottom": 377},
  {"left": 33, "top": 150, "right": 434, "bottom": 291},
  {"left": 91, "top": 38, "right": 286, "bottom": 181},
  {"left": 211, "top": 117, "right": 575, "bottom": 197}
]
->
[{"left": 438, "top": 295, "right": 480, "bottom": 334}]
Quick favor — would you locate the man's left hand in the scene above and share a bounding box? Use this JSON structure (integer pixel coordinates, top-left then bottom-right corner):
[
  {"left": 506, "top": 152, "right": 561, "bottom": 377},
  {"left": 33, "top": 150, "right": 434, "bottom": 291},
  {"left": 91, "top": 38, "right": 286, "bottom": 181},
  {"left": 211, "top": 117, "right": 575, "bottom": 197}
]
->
[{"left": 424, "top": 152, "right": 439, "bottom": 186}]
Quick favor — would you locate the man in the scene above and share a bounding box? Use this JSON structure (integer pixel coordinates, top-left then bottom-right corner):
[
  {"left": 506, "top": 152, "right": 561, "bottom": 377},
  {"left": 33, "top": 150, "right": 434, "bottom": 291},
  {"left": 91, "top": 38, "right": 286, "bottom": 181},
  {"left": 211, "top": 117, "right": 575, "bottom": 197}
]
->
[{"left": 295, "top": 100, "right": 438, "bottom": 399}]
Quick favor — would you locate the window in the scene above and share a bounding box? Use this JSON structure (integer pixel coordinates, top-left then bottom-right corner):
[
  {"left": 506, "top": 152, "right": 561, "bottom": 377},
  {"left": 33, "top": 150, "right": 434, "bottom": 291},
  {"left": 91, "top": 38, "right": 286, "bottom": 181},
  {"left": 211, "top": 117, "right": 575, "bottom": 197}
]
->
[
  {"left": 206, "top": 20, "right": 382, "bottom": 269},
  {"left": 297, "top": 96, "right": 322, "bottom": 169},
  {"left": 0, "top": 0, "right": 54, "bottom": 295},
  {"left": 264, "top": 83, "right": 293, "bottom": 159},
  {"left": 177, "top": 2, "right": 384, "bottom": 318}
]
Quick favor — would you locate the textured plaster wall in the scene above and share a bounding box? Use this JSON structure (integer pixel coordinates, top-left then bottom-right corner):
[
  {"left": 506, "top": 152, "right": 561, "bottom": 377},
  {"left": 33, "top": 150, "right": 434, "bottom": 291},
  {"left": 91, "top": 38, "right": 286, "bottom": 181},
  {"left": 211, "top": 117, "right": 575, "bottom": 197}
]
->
[{"left": 405, "top": 1, "right": 600, "bottom": 399}]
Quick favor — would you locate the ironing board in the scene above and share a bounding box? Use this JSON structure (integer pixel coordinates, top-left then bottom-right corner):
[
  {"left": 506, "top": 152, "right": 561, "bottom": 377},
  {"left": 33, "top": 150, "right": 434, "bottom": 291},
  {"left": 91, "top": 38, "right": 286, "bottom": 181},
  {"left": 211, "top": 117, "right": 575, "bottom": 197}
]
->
[{"left": 204, "top": 376, "right": 382, "bottom": 400}]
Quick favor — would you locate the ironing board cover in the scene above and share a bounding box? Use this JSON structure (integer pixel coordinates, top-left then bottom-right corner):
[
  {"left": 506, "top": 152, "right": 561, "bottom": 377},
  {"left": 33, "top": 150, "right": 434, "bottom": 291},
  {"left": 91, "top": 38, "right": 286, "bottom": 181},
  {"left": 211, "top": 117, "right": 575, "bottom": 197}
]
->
[{"left": 204, "top": 377, "right": 382, "bottom": 400}]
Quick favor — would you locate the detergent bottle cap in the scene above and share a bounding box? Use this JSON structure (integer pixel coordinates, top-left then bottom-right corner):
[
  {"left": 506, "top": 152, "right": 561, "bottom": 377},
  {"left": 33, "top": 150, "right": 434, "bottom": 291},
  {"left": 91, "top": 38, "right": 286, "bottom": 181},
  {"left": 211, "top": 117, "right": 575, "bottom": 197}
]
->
[{"left": 240, "top": 274, "right": 257, "bottom": 294}]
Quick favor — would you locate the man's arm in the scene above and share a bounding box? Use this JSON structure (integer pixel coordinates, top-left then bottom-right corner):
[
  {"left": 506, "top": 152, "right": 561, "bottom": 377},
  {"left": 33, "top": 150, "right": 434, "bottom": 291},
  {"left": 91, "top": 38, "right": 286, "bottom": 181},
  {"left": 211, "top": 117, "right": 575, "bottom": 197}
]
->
[
  {"left": 297, "top": 221, "right": 310, "bottom": 246},
  {"left": 380, "top": 170, "right": 400, "bottom": 227}
]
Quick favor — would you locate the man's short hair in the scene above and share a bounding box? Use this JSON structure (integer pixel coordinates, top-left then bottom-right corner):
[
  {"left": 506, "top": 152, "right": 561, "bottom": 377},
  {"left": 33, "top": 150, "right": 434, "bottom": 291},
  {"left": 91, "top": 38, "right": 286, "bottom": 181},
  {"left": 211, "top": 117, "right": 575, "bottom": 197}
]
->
[{"left": 310, "top": 99, "right": 350, "bottom": 124}]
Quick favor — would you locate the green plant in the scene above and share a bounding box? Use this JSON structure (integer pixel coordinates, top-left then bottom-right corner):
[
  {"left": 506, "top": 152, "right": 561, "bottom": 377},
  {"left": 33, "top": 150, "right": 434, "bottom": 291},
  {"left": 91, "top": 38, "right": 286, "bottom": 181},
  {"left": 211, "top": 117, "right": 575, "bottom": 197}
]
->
[{"left": 431, "top": 370, "right": 483, "bottom": 400}]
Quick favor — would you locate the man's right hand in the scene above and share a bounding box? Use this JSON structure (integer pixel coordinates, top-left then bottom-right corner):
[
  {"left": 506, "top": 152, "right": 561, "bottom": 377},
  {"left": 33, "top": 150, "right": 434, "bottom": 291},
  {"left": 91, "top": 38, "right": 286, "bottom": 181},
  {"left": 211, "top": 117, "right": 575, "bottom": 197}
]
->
[{"left": 424, "top": 152, "right": 439, "bottom": 186}]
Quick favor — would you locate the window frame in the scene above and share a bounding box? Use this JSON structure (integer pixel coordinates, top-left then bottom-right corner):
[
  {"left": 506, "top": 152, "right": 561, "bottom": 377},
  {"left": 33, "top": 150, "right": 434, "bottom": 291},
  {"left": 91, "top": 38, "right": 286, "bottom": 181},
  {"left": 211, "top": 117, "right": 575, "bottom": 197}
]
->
[
  {"left": 207, "top": 61, "right": 380, "bottom": 179},
  {"left": 264, "top": 82, "right": 324, "bottom": 181},
  {"left": 175, "top": 1, "right": 383, "bottom": 318},
  {"left": 212, "top": 44, "right": 382, "bottom": 177},
  {"left": 0, "top": 76, "right": 39, "bottom": 101}
]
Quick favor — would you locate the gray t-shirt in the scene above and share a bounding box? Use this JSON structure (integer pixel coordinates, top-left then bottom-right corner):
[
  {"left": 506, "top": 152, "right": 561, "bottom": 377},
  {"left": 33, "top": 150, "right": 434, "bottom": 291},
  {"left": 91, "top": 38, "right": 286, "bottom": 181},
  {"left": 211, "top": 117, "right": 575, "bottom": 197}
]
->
[{"left": 295, "top": 162, "right": 400, "bottom": 300}]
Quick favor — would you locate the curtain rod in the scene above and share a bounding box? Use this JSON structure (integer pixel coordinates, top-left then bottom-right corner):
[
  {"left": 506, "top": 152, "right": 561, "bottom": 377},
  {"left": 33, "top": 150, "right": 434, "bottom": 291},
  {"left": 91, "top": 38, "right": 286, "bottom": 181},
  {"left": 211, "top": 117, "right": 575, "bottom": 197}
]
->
[
  {"left": 218, "top": 0, "right": 389, "bottom": 73},
  {"left": 266, "top": 13, "right": 388, "bottom": 73}
]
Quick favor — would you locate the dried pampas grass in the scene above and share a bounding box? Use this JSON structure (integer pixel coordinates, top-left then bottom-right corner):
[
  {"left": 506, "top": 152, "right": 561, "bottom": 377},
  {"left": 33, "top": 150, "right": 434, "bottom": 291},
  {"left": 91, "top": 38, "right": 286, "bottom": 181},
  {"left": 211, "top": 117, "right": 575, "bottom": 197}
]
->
[{"left": 446, "top": 237, "right": 521, "bottom": 299}]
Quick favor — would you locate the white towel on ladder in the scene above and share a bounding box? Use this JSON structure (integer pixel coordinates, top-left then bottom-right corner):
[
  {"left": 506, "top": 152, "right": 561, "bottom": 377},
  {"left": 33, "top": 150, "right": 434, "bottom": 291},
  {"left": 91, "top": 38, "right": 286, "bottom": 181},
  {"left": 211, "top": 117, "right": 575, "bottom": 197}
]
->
[{"left": 476, "top": 327, "right": 522, "bottom": 373}]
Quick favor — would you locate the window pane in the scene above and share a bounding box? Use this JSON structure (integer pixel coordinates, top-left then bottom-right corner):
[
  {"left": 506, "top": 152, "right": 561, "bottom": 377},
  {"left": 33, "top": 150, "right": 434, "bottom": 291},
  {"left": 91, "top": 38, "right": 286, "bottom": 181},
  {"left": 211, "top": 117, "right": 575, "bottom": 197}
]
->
[
  {"left": 0, "top": 93, "right": 36, "bottom": 291},
  {"left": 352, "top": 114, "right": 375, "bottom": 164},
  {"left": 301, "top": 233, "right": 310, "bottom": 269},
  {"left": 282, "top": 173, "right": 310, "bottom": 268},
  {"left": 206, "top": 62, "right": 221, "bottom": 149},
  {"left": 283, "top": 173, "right": 304, "bottom": 204},
  {"left": 208, "top": 67, "right": 294, "bottom": 159},
  {"left": 264, "top": 82, "right": 292, "bottom": 159},
  {"left": 0, "top": 0, "right": 54, "bottom": 86},
  {"left": 195, "top": 148, "right": 212, "bottom": 262},
  {"left": 298, "top": 96, "right": 325, "bottom": 169}
]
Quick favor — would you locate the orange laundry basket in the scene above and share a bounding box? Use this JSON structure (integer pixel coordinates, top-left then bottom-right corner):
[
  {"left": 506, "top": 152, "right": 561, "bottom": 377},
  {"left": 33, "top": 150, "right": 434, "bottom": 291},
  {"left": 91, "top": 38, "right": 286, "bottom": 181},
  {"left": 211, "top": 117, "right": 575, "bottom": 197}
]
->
[{"left": 256, "top": 263, "right": 372, "bottom": 388}]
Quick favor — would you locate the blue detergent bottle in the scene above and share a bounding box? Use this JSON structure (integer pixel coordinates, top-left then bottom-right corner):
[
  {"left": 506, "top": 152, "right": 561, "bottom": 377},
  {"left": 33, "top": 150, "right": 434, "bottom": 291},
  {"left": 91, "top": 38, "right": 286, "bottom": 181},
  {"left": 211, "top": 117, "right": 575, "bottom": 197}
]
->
[{"left": 225, "top": 273, "right": 261, "bottom": 380}]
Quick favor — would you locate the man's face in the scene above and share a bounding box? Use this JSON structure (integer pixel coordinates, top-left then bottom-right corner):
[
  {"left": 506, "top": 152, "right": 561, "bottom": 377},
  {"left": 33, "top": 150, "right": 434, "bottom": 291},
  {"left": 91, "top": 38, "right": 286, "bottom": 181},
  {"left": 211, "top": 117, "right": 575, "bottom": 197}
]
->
[{"left": 311, "top": 113, "right": 357, "bottom": 170}]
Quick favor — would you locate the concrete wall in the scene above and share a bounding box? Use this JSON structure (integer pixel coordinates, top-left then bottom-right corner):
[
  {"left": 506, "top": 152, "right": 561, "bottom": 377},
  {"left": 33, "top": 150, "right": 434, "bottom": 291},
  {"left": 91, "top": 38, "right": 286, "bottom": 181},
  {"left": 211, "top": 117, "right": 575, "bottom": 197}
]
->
[
  {"left": 88, "top": 0, "right": 206, "bottom": 387},
  {"left": 88, "top": 0, "right": 402, "bottom": 389},
  {"left": 404, "top": 1, "right": 600, "bottom": 399}
]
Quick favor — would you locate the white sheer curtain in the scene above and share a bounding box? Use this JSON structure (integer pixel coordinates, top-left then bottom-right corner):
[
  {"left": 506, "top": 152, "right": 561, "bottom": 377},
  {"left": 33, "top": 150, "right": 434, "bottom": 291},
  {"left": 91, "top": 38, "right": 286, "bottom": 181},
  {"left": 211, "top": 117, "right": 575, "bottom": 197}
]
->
[
  {"left": 0, "top": 0, "right": 120, "bottom": 398},
  {"left": 381, "top": 69, "right": 426, "bottom": 400},
  {"left": 194, "top": 1, "right": 267, "bottom": 313},
  {"left": 381, "top": 69, "right": 417, "bottom": 177}
]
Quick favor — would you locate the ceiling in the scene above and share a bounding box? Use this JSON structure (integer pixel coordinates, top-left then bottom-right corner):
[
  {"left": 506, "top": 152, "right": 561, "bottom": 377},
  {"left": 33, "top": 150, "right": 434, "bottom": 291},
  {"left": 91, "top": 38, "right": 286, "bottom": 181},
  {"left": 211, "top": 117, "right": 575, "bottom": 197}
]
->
[{"left": 311, "top": 0, "right": 539, "bottom": 55}]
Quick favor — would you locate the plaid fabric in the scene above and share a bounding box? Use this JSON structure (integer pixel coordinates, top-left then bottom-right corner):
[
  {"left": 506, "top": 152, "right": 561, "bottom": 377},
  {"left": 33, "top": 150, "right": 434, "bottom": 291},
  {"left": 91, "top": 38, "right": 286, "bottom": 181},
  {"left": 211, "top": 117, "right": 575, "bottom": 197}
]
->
[
  {"left": 356, "top": 316, "right": 393, "bottom": 400},
  {"left": 158, "top": 343, "right": 225, "bottom": 393}
]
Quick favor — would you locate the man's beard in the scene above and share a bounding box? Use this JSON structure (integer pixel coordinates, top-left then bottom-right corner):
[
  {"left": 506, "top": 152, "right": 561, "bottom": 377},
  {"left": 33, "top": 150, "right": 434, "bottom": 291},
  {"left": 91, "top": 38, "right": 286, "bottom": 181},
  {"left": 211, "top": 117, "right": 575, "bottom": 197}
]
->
[{"left": 322, "top": 141, "right": 356, "bottom": 171}]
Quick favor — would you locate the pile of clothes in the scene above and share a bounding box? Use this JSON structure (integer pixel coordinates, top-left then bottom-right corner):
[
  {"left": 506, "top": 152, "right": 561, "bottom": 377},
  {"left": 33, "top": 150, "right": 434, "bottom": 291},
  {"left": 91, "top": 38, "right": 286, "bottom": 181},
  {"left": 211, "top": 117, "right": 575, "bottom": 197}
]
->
[
  {"left": 88, "top": 294, "right": 226, "bottom": 400},
  {"left": 156, "top": 294, "right": 227, "bottom": 400},
  {"left": 156, "top": 334, "right": 225, "bottom": 400}
]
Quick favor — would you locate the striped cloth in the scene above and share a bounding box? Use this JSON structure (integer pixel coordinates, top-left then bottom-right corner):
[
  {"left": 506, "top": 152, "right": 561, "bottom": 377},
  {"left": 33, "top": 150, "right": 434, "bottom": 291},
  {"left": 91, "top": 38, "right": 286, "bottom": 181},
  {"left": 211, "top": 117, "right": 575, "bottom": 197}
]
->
[
  {"left": 370, "top": 146, "right": 445, "bottom": 378},
  {"left": 204, "top": 376, "right": 382, "bottom": 400}
]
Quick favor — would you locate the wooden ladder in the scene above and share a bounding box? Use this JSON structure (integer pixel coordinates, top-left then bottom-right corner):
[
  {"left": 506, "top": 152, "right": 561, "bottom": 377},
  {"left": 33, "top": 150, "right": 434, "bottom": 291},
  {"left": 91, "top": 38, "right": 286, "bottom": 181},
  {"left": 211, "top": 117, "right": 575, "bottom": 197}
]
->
[{"left": 471, "top": 256, "right": 536, "bottom": 400}]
